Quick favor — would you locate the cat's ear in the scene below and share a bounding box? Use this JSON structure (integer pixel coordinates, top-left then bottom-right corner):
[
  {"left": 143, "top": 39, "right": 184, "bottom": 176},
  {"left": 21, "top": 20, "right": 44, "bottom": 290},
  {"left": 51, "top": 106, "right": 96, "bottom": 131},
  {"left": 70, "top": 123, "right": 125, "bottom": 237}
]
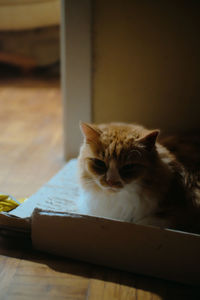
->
[
  {"left": 138, "top": 130, "right": 160, "bottom": 151},
  {"left": 80, "top": 122, "right": 101, "bottom": 143}
]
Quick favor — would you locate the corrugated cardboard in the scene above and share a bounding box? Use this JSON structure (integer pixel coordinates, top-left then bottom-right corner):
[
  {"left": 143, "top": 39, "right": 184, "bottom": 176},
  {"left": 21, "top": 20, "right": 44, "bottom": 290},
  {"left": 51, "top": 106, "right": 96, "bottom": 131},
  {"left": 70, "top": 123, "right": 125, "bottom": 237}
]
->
[
  {"left": 31, "top": 208, "right": 200, "bottom": 286},
  {"left": 1, "top": 159, "right": 200, "bottom": 286}
]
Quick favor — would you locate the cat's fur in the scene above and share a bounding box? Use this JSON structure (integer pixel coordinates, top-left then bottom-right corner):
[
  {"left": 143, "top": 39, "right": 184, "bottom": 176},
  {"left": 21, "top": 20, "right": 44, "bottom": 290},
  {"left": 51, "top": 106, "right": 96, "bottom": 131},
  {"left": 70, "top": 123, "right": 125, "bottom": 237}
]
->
[{"left": 77, "top": 122, "right": 200, "bottom": 233}]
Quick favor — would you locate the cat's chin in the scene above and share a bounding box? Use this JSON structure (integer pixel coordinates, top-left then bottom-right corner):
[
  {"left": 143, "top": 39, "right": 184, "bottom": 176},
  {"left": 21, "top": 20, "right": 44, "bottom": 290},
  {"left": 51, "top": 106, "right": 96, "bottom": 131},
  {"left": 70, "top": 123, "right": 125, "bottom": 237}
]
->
[
  {"left": 98, "top": 184, "right": 123, "bottom": 194},
  {"left": 86, "top": 178, "right": 121, "bottom": 194},
  {"left": 107, "top": 188, "right": 122, "bottom": 194}
]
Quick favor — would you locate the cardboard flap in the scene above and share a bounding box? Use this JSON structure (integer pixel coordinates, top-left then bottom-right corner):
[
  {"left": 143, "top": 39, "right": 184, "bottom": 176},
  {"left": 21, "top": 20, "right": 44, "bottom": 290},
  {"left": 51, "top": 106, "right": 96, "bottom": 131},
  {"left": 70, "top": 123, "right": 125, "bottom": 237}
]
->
[
  {"left": 0, "top": 212, "right": 30, "bottom": 237},
  {"left": 0, "top": 159, "right": 78, "bottom": 234},
  {"left": 32, "top": 208, "right": 200, "bottom": 286}
]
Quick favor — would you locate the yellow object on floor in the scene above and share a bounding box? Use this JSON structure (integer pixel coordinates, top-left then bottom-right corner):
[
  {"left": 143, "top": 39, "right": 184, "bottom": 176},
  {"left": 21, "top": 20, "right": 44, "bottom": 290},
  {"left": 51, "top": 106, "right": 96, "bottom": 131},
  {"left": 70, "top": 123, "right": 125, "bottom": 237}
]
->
[{"left": 0, "top": 194, "right": 26, "bottom": 212}]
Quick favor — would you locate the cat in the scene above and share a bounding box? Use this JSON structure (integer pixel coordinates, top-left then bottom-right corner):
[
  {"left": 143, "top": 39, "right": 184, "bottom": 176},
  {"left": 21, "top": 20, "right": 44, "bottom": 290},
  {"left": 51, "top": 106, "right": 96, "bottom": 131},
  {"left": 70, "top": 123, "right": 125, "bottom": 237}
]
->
[{"left": 77, "top": 122, "right": 200, "bottom": 234}]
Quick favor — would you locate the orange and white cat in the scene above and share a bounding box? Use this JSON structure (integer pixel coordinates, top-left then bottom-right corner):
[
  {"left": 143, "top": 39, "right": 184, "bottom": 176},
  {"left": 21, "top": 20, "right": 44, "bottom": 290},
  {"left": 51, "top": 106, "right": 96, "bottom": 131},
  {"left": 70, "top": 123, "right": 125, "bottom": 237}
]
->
[{"left": 77, "top": 122, "right": 200, "bottom": 233}]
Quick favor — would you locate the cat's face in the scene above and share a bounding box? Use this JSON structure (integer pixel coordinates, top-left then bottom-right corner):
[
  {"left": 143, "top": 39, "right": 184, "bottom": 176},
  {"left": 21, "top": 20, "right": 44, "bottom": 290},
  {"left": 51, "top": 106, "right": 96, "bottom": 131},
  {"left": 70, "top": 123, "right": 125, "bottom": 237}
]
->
[{"left": 78, "top": 122, "right": 159, "bottom": 193}]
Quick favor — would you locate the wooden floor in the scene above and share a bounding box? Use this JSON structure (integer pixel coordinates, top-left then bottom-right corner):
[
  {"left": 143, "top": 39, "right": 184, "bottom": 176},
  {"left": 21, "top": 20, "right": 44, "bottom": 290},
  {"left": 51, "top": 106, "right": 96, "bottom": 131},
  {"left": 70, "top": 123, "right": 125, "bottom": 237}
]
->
[
  {"left": 0, "top": 78, "right": 64, "bottom": 199},
  {"left": 0, "top": 78, "right": 199, "bottom": 300}
]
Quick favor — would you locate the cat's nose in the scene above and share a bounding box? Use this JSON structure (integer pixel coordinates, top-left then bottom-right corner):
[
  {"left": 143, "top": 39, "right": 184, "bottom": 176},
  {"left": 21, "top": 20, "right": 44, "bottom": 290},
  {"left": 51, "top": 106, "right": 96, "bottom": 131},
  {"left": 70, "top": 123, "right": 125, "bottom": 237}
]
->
[{"left": 106, "top": 179, "right": 122, "bottom": 188}]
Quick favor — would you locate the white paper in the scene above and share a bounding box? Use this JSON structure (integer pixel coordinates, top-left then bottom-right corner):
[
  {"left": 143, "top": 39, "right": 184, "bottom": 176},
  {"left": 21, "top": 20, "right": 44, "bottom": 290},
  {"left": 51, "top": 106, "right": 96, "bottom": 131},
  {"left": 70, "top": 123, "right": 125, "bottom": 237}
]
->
[{"left": 8, "top": 159, "right": 80, "bottom": 219}]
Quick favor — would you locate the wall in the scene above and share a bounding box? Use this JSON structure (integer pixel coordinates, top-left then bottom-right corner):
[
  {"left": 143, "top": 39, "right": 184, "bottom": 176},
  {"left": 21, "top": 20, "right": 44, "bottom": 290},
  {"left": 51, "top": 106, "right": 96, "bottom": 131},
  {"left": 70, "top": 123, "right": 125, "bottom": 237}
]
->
[{"left": 93, "top": 0, "right": 200, "bottom": 132}]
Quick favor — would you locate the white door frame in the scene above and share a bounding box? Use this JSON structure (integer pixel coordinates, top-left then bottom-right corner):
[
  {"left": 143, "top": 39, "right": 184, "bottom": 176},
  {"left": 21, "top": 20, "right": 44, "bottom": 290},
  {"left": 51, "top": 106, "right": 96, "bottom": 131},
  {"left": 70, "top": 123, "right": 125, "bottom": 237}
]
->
[{"left": 61, "top": 0, "right": 92, "bottom": 160}]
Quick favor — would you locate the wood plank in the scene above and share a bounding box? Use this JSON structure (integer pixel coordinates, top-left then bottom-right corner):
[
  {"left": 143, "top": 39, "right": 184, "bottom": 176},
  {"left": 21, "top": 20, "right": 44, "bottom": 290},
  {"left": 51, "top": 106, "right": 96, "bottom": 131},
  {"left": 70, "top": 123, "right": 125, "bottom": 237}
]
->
[
  {"left": 87, "top": 270, "right": 137, "bottom": 300},
  {"left": 0, "top": 78, "right": 64, "bottom": 199}
]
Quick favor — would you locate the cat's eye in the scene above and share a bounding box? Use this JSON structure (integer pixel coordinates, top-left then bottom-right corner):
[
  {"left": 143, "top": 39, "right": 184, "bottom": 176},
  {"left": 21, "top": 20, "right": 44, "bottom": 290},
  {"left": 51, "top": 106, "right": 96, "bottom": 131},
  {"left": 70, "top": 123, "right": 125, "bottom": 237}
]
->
[
  {"left": 89, "top": 158, "right": 107, "bottom": 174},
  {"left": 119, "top": 163, "right": 142, "bottom": 179}
]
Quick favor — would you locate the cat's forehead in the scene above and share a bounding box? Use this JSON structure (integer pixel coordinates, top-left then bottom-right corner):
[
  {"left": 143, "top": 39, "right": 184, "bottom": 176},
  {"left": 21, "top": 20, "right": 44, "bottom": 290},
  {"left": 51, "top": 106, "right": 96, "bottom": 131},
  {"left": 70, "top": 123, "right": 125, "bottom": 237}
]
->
[
  {"left": 101, "top": 125, "right": 139, "bottom": 143},
  {"left": 100, "top": 124, "right": 140, "bottom": 141},
  {"left": 98, "top": 126, "right": 142, "bottom": 161}
]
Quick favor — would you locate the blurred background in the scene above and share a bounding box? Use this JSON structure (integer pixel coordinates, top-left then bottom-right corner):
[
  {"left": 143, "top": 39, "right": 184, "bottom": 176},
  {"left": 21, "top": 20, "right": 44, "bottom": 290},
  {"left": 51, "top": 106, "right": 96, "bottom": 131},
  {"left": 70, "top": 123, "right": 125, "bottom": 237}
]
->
[
  {"left": 0, "top": 0, "right": 63, "bottom": 199},
  {"left": 92, "top": 1, "right": 200, "bottom": 132},
  {"left": 0, "top": 0, "right": 60, "bottom": 77}
]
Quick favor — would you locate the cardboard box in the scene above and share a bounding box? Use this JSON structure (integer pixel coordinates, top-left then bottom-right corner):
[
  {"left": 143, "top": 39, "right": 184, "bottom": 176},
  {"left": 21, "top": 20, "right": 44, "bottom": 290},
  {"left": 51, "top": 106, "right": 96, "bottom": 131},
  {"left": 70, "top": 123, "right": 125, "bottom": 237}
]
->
[{"left": 1, "top": 159, "right": 200, "bottom": 286}]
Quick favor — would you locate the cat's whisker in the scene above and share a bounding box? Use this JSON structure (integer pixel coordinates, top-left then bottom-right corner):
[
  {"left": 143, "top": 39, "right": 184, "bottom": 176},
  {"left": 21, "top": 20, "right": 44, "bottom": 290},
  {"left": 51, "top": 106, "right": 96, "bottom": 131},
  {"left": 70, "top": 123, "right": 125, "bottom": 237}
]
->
[
  {"left": 81, "top": 178, "right": 96, "bottom": 187},
  {"left": 84, "top": 179, "right": 95, "bottom": 185}
]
